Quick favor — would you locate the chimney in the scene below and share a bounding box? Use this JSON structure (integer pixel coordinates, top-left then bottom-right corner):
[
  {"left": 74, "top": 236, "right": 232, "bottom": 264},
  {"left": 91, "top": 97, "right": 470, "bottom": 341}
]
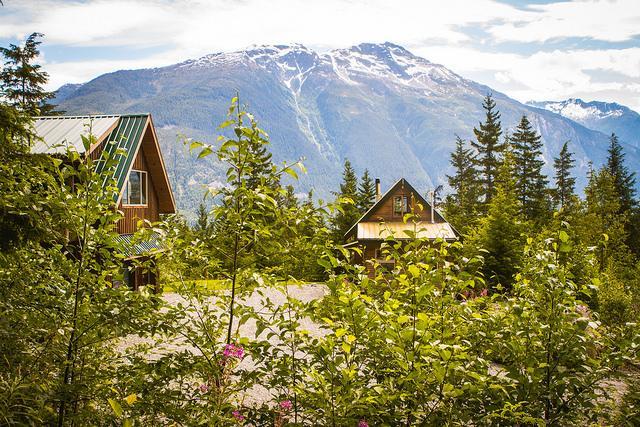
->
[
  {"left": 375, "top": 178, "right": 381, "bottom": 201},
  {"left": 430, "top": 190, "right": 435, "bottom": 224}
]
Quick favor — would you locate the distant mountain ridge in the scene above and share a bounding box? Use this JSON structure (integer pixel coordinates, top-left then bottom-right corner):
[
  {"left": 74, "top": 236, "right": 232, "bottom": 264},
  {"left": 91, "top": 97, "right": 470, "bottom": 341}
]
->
[
  {"left": 54, "top": 42, "right": 640, "bottom": 215},
  {"left": 528, "top": 98, "right": 640, "bottom": 148}
]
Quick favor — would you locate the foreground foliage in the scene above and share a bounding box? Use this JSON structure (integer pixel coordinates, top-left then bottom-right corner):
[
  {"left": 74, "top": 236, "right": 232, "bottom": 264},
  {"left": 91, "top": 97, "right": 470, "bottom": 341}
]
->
[{"left": 1, "top": 94, "right": 638, "bottom": 426}]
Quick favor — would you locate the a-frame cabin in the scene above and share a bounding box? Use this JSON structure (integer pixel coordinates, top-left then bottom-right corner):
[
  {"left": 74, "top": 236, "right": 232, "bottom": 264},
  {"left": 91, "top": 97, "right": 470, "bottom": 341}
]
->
[
  {"left": 33, "top": 114, "right": 176, "bottom": 290},
  {"left": 344, "top": 178, "right": 458, "bottom": 277}
]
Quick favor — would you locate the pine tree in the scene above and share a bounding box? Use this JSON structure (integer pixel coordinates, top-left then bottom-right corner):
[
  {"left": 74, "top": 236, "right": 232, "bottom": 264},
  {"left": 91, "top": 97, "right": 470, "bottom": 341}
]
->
[
  {"left": 552, "top": 141, "right": 576, "bottom": 209},
  {"left": 468, "top": 148, "right": 525, "bottom": 290},
  {"left": 606, "top": 133, "right": 636, "bottom": 214},
  {"left": 331, "top": 159, "right": 360, "bottom": 241},
  {"left": 471, "top": 94, "right": 504, "bottom": 207},
  {"left": 194, "top": 202, "right": 213, "bottom": 239},
  {"left": 582, "top": 168, "right": 629, "bottom": 267},
  {"left": 606, "top": 133, "right": 638, "bottom": 255},
  {"left": 511, "top": 115, "right": 549, "bottom": 221},
  {"left": 0, "top": 33, "right": 57, "bottom": 116},
  {"left": 356, "top": 169, "right": 376, "bottom": 213},
  {"left": 444, "top": 135, "right": 479, "bottom": 232},
  {"left": 246, "top": 134, "right": 277, "bottom": 190}
]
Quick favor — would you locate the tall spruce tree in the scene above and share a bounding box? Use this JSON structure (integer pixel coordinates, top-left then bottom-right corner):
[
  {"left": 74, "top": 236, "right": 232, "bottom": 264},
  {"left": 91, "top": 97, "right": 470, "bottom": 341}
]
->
[
  {"left": 356, "top": 169, "right": 376, "bottom": 213},
  {"left": 472, "top": 94, "right": 504, "bottom": 207},
  {"left": 582, "top": 168, "right": 629, "bottom": 267},
  {"left": 0, "top": 33, "right": 56, "bottom": 116},
  {"left": 511, "top": 115, "right": 549, "bottom": 220},
  {"left": 606, "top": 133, "right": 636, "bottom": 214},
  {"left": 606, "top": 133, "right": 638, "bottom": 254},
  {"left": 444, "top": 135, "right": 479, "bottom": 232},
  {"left": 331, "top": 159, "right": 360, "bottom": 241},
  {"left": 552, "top": 141, "right": 576, "bottom": 209},
  {"left": 468, "top": 147, "right": 525, "bottom": 290}
]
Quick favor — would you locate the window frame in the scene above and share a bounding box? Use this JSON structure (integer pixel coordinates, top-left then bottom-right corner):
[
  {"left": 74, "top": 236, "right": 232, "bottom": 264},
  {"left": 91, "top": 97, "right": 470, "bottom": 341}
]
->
[
  {"left": 122, "top": 169, "right": 148, "bottom": 207},
  {"left": 392, "top": 195, "right": 409, "bottom": 217}
]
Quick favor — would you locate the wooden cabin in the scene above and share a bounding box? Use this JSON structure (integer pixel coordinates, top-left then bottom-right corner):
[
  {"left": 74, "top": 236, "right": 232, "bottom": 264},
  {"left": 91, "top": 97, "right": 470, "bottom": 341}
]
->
[
  {"left": 32, "top": 114, "right": 176, "bottom": 290},
  {"left": 344, "top": 178, "right": 458, "bottom": 277}
]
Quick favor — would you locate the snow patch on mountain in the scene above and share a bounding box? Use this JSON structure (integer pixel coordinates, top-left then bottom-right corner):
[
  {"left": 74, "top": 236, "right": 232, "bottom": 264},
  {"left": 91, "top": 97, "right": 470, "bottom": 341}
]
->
[{"left": 529, "top": 98, "right": 625, "bottom": 121}]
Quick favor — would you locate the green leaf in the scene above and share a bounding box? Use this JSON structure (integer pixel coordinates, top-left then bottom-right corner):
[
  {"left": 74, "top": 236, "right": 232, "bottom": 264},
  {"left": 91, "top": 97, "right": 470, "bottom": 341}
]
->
[
  {"left": 408, "top": 265, "right": 420, "bottom": 277},
  {"left": 108, "top": 398, "right": 123, "bottom": 417},
  {"left": 197, "top": 146, "right": 213, "bottom": 158},
  {"left": 284, "top": 167, "right": 298, "bottom": 180},
  {"left": 218, "top": 119, "right": 235, "bottom": 129},
  {"left": 559, "top": 230, "right": 569, "bottom": 243},
  {"left": 397, "top": 315, "right": 410, "bottom": 324},
  {"left": 189, "top": 140, "right": 203, "bottom": 152}
]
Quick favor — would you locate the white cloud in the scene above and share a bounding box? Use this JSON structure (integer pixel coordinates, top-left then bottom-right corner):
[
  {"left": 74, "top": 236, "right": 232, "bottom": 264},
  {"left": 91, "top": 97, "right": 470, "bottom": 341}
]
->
[
  {"left": 2, "top": 0, "right": 639, "bottom": 110},
  {"left": 1, "top": 0, "right": 524, "bottom": 52},
  {"left": 422, "top": 45, "right": 640, "bottom": 110},
  {"left": 488, "top": 0, "right": 640, "bottom": 43}
]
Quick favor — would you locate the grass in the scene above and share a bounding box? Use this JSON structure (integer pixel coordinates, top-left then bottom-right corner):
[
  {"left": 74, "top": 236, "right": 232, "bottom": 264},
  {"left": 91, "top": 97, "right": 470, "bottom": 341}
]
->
[
  {"left": 162, "top": 278, "right": 320, "bottom": 293},
  {"left": 162, "top": 279, "right": 229, "bottom": 293}
]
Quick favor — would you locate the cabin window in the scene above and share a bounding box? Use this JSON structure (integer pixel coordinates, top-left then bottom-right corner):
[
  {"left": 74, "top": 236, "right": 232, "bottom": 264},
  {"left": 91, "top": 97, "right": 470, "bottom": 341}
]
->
[
  {"left": 123, "top": 170, "right": 148, "bottom": 206},
  {"left": 393, "top": 195, "right": 409, "bottom": 217}
]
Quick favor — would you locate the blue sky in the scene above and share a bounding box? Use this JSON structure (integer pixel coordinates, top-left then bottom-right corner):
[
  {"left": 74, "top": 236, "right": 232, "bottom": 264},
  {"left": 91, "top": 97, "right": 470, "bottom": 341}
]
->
[{"left": 1, "top": 0, "right": 639, "bottom": 110}]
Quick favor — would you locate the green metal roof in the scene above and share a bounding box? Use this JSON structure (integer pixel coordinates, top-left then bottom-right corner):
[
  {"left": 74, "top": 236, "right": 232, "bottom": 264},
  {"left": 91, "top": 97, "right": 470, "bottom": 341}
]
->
[
  {"left": 114, "top": 233, "right": 162, "bottom": 258},
  {"left": 95, "top": 115, "right": 149, "bottom": 201}
]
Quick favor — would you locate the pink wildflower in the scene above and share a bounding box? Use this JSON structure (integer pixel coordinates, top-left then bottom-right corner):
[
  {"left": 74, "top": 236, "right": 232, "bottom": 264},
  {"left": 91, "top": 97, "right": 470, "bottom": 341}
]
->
[
  {"left": 358, "top": 420, "right": 369, "bottom": 427},
  {"left": 232, "top": 410, "right": 245, "bottom": 421},
  {"left": 223, "top": 343, "right": 245, "bottom": 359},
  {"left": 279, "top": 399, "right": 293, "bottom": 411},
  {"left": 480, "top": 288, "right": 488, "bottom": 297},
  {"left": 199, "top": 383, "right": 209, "bottom": 393}
]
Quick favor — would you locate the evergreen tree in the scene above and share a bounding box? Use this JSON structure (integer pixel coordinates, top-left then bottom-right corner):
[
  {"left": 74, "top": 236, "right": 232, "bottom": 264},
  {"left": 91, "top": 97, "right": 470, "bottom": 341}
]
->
[
  {"left": 331, "top": 159, "right": 360, "bottom": 241},
  {"left": 471, "top": 94, "right": 504, "bottom": 207},
  {"left": 194, "top": 202, "right": 213, "bottom": 238},
  {"left": 582, "top": 168, "right": 629, "bottom": 267},
  {"left": 0, "top": 33, "right": 57, "bottom": 116},
  {"left": 444, "top": 135, "right": 479, "bottom": 232},
  {"left": 552, "top": 141, "right": 576, "bottom": 209},
  {"left": 606, "top": 133, "right": 639, "bottom": 255},
  {"left": 606, "top": 133, "right": 637, "bottom": 214},
  {"left": 511, "top": 115, "right": 549, "bottom": 220},
  {"left": 468, "top": 147, "right": 526, "bottom": 290},
  {"left": 356, "top": 169, "right": 376, "bottom": 213}
]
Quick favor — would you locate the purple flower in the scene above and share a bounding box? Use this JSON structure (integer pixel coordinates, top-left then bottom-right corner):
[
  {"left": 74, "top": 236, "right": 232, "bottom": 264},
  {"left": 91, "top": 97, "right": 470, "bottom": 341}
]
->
[
  {"left": 232, "top": 410, "right": 245, "bottom": 421},
  {"left": 199, "top": 383, "right": 209, "bottom": 393},
  {"left": 358, "top": 420, "right": 369, "bottom": 427},
  {"left": 223, "top": 343, "right": 245, "bottom": 359},
  {"left": 279, "top": 399, "right": 293, "bottom": 411}
]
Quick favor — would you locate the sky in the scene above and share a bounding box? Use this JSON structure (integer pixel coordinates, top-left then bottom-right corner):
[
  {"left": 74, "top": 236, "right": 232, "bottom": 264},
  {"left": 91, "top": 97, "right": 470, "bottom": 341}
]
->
[{"left": 1, "top": 0, "right": 639, "bottom": 111}]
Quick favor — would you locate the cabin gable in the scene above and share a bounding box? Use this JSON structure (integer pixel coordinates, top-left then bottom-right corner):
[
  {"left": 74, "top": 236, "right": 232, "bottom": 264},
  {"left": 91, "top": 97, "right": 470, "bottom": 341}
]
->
[
  {"left": 365, "top": 180, "right": 441, "bottom": 224},
  {"left": 116, "top": 129, "right": 161, "bottom": 234}
]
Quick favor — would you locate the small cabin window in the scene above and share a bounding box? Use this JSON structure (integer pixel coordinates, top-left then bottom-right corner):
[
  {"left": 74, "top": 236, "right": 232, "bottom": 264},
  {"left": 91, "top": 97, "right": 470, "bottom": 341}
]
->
[
  {"left": 123, "top": 170, "right": 148, "bottom": 206},
  {"left": 393, "top": 195, "right": 409, "bottom": 217}
]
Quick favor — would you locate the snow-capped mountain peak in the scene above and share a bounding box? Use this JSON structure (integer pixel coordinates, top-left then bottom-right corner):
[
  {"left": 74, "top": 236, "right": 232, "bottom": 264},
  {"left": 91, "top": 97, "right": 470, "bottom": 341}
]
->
[
  {"left": 529, "top": 98, "right": 626, "bottom": 121},
  {"left": 528, "top": 98, "right": 640, "bottom": 147}
]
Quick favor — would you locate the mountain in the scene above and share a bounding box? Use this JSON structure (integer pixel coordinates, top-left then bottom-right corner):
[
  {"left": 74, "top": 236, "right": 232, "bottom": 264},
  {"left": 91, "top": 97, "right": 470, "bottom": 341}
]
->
[
  {"left": 54, "top": 42, "right": 640, "bottom": 216},
  {"left": 528, "top": 98, "right": 640, "bottom": 148}
]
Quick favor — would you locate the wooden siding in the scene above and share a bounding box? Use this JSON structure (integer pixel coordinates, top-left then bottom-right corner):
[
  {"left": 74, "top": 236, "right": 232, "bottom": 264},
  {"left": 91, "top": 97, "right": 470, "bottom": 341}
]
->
[
  {"left": 116, "top": 139, "right": 160, "bottom": 234},
  {"left": 368, "top": 183, "right": 437, "bottom": 223}
]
